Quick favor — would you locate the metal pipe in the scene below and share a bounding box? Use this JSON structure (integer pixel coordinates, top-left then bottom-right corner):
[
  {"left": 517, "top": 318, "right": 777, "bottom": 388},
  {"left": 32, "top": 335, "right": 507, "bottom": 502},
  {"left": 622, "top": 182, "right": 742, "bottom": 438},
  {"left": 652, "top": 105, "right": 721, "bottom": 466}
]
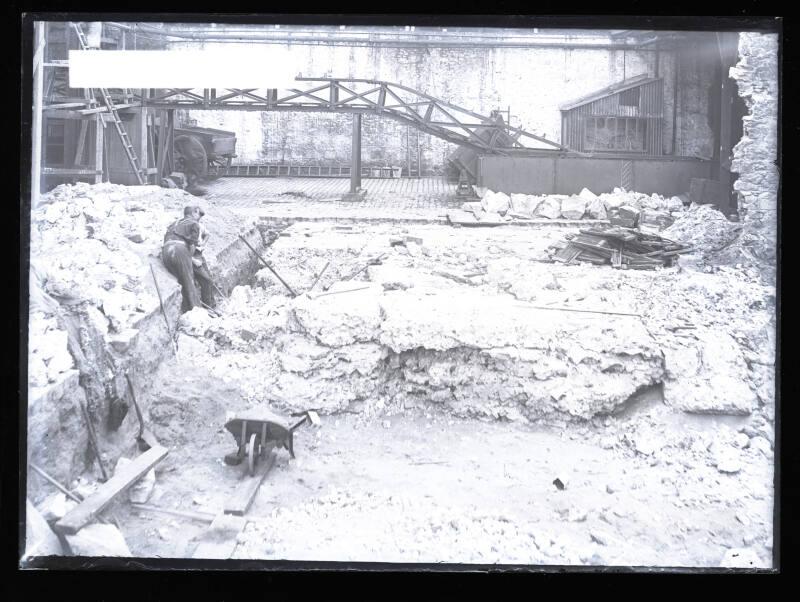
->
[{"left": 128, "top": 24, "right": 668, "bottom": 50}]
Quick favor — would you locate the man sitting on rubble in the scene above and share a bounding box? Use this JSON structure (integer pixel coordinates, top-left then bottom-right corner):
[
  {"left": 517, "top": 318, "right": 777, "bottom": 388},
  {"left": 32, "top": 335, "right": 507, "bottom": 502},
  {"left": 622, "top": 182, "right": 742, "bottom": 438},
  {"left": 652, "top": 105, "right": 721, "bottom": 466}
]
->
[
  {"left": 190, "top": 206, "right": 217, "bottom": 310},
  {"left": 162, "top": 206, "right": 203, "bottom": 312}
]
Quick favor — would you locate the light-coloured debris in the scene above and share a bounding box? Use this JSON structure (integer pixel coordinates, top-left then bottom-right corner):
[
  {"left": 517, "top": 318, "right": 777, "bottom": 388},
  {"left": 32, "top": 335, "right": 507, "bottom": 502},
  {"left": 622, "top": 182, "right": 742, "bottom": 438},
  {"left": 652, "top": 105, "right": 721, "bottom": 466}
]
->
[
  {"left": 534, "top": 197, "right": 562, "bottom": 219},
  {"left": 37, "top": 492, "right": 78, "bottom": 523},
  {"left": 662, "top": 204, "right": 742, "bottom": 255},
  {"left": 24, "top": 500, "right": 65, "bottom": 559},
  {"left": 481, "top": 190, "right": 511, "bottom": 215},
  {"left": 560, "top": 197, "right": 587, "bottom": 220},
  {"left": 65, "top": 523, "right": 132, "bottom": 557},
  {"left": 662, "top": 330, "right": 758, "bottom": 415}
]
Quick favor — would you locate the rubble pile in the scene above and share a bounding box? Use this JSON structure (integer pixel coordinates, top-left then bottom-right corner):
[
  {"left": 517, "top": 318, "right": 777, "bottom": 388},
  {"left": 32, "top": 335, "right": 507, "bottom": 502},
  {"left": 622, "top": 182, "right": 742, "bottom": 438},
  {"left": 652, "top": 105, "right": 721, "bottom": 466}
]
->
[
  {"left": 662, "top": 203, "right": 743, "bottom": 256},
  {"left": 28, "top": 311, "right": 74, "bottom": 389},
  {"left": 456, "top": 188, "right": 687, "bottom": 225},
  {"left": 31, "top": 183, "right": 198, "bottom": 332}
]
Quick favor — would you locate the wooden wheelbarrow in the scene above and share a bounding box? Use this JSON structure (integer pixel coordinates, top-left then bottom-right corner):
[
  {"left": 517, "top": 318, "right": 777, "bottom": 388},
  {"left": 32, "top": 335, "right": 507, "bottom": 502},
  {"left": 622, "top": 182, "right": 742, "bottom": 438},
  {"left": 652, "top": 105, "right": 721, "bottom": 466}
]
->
[{"left": 223, "top": 408, "right": 321, "bottom": 476}]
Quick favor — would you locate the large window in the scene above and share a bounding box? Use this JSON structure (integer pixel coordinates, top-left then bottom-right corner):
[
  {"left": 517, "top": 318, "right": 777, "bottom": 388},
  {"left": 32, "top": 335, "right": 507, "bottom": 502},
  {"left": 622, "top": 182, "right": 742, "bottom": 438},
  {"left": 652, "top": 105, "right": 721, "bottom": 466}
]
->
[{"left": 583, "top": 116, "right": 646, "bottom": 152}]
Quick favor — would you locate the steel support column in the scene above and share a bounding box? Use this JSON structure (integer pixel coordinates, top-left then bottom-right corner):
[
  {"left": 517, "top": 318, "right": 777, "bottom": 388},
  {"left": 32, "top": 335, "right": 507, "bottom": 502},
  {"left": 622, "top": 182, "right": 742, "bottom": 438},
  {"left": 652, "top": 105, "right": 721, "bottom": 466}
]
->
[{"left": 350, "top": 113, "right": 362, "bottom": 193}]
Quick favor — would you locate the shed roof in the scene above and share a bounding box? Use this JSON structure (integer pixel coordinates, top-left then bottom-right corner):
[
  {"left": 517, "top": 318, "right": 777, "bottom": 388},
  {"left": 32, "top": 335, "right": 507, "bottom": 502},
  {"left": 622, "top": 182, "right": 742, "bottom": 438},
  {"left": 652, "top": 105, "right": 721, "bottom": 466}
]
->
[{"left": 559, "top": 74, "right": 661, "bottom": 111}]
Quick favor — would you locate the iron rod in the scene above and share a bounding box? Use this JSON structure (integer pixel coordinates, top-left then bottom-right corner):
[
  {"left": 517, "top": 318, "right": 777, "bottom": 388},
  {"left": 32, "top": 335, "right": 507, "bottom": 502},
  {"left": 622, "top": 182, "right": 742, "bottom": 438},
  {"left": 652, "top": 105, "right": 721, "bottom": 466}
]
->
[{"left": 238, "top": 235, "right": 297, "bottom": 297}]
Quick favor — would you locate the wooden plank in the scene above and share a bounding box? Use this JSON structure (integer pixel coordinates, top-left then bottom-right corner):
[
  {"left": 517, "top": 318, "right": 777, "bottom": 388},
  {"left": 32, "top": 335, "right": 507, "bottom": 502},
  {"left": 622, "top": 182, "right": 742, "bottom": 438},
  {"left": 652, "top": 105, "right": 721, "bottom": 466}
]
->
[
  {"left": 43, "top": 167, "right": 102, "bottom": 176},
  {"left": 94, "top": 114, "right": 104, "bottom": 184},
  {"left": 223, "top": 449, "right": 275, "bottom": 517},
  {"left": 54, "top": 446, "right": 169, "bottom": 535},
  {"left": 73, "top": 120, "right": 89, "bottom": 166}
]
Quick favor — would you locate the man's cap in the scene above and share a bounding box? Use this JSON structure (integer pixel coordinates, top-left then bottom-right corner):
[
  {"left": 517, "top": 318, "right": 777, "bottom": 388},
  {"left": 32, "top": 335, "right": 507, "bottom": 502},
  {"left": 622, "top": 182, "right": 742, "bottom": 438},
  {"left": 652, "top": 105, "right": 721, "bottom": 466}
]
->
[{"left": 183, "top": 205, "right": 194, "bottom": 216}]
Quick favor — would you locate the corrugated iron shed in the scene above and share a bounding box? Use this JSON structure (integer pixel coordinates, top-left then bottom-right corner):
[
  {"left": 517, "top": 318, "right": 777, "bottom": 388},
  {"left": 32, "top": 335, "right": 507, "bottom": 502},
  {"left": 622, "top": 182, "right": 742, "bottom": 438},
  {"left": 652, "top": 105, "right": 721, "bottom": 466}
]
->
[{"left": 560, "top": 75, "right": 664, "bottom": 155}]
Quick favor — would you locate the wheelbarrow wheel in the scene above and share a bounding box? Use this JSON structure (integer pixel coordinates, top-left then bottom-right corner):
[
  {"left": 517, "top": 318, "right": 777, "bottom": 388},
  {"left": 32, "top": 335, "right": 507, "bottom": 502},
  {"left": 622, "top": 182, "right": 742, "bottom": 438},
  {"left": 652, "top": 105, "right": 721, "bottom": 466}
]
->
[{"left": 247, "top": 432, "right": 258, "bottom": 476}]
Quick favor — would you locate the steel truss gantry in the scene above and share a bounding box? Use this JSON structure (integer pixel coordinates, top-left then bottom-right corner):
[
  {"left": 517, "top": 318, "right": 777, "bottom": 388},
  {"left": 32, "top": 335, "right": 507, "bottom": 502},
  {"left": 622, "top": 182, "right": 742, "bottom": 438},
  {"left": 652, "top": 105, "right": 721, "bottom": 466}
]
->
[{"left": 137, "top": 77, "right": 567, "bottom": 154}]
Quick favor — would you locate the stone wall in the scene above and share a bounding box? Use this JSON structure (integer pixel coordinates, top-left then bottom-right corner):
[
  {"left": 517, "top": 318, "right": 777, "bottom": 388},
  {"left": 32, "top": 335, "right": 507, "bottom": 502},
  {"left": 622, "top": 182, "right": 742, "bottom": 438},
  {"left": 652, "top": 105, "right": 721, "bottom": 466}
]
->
[
  {"left": 177, "top": 34, "right": 718, "bottom": 171},
  {"left": 730, "top": 33, "right": 779, "bottom": 264}
]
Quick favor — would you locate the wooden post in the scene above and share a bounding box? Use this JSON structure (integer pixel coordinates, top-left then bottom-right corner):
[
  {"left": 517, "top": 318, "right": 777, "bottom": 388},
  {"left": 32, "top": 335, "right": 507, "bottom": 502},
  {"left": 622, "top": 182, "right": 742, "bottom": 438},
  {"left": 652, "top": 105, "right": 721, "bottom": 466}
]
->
[
  {"left": 406, "top": 125, "right": 411, "bottom": 177},
  {"left": 157, "top": 110, "right": 167, "bottom": 180},
  {"left": 350, "top": 113, "right": 362, "bottom": 194},
  {"left": 139, "top": 106, "right": 148, "bottom": 183},
  {"left": 94, "top": 114, "right": 104, "bottom": 184},
  {"left": 73, "top": 121, "right": 88, "bottom": 166},
  {"left": 31, "top": 22, "right": 45, "bottom": 208},
  {"left": 416, "top": 129, "right": 421, "bottom": 178}
]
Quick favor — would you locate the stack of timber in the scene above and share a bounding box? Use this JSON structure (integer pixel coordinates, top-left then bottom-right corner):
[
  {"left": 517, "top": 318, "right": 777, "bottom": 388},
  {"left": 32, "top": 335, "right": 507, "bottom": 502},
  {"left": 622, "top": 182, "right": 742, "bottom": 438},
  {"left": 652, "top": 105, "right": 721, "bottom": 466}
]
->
[{"left": 548, "top": 226, "right": 692, "bottom": 270}]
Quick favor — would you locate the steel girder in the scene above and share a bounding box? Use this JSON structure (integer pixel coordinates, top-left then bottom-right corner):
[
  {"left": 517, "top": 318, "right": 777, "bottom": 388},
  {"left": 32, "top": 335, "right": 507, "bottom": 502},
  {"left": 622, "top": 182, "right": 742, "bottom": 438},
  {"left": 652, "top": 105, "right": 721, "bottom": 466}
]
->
[{"left": 136, "top": 78, "right": 567, "bottom": 154}]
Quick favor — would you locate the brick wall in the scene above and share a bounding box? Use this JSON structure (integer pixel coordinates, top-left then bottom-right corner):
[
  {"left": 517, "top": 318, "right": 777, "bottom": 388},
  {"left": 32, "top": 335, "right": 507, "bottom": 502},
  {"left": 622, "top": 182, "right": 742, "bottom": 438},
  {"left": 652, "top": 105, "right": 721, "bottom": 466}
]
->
[
  {"left": 181, "top": 36, "right": 715, "bottom": 171},
  {"left": 730, "top": 33, "right": 779, "bottom": 263}
]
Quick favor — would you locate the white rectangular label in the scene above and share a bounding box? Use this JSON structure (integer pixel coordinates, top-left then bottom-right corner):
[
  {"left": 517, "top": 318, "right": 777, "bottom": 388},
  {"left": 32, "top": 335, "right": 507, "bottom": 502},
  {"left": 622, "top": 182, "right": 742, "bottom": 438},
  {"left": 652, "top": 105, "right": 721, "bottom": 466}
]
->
[{"left": 68, "top": 49, "right": 302, "bottom": 88}]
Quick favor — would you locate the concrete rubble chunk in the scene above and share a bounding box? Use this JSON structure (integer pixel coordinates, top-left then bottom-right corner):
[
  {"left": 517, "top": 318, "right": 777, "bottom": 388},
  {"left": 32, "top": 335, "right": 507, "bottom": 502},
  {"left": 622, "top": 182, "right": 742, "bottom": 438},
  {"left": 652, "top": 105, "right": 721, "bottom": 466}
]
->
[
  {"left": 37, "top": 492, "right": 78, "bottom": 523},
  {"left": 600, "top": 193, "right": 626, "bottom": 211},
  {"left": 179, "top": 307, "right": 215, "bottom": 337},
  {"left": 66, "top": 523, "right": 132, "bottom": 557},
  {"left": 560, "top": 197, "right": 587, "bottom": 220},
  {"left": 618, "top": 205, "right": 641, "bottom": 220},
  {"left": 24, "top": 499, "right": 65, "bottom": 559},
  {"left": 481, "top": 190, "right": 511, "bottom": 215},
  {"left": 534, "top": 197, "right": 562, "bottom": 220},
  {"left": 578, "top": 188, "right": 598, "bottom": 202},
  {"left": 663, "top": 330, "right": 757, "bottom": 415},
  {"left": 585, "top": 197, "right": 608, "bottom": 220}
]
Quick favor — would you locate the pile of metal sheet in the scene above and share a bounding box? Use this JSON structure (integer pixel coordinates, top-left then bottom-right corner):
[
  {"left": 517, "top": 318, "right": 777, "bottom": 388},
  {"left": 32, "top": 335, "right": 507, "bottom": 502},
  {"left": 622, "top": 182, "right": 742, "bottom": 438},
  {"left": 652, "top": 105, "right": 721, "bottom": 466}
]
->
[{"left": 549, "top": 226, "right": 692, "bottom": 269}]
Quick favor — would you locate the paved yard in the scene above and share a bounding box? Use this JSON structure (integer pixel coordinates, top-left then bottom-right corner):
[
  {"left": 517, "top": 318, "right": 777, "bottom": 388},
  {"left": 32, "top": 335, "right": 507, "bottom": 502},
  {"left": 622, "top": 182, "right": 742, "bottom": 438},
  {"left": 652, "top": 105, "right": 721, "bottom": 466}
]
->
[{"left": 202, "top": 176, "right": 461, "bottom": 221}]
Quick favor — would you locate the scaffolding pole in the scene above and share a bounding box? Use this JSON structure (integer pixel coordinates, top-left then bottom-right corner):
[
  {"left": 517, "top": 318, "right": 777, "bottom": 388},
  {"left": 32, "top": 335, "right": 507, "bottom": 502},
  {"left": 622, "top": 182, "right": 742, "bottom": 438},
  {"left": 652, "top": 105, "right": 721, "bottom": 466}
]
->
[{"left": 31, "top": 22, "right": 45, "bottom": 208}]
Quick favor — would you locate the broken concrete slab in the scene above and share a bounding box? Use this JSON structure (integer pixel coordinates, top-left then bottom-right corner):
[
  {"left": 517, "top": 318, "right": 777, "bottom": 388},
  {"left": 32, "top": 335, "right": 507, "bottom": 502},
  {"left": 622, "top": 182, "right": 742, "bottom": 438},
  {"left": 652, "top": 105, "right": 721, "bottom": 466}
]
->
[
  {"left": 560, "top": 197, "right": 587, "bottom": 220},
  {"left": 585, "top": 197, "right": 608, "bottom": 220},
  {"left": 534, "top": 197, "right": 562, "bottom": 220},
  {"left": 481, "top": 190, "right": 511, "bottom": 215},
  {"left": 65, "top": 523, "right": 132, "bottom": 557},
  {"left": 663, "top": 330, "right": 758, "bottom": 415}
]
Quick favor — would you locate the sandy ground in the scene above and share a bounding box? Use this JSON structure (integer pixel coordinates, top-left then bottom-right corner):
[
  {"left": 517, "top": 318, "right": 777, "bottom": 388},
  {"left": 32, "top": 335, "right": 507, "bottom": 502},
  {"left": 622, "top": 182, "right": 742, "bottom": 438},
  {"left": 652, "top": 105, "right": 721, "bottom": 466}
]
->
[{"left": 109, "top": 367, "right": 773, "bottom": 568}]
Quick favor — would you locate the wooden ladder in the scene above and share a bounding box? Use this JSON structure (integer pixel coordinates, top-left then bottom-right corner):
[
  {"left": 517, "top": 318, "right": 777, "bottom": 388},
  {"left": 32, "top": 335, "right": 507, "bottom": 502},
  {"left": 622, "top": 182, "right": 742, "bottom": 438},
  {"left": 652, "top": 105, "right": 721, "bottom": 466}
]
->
[{"left": 70, "top": 22, "right": 145, "bottom": 185}]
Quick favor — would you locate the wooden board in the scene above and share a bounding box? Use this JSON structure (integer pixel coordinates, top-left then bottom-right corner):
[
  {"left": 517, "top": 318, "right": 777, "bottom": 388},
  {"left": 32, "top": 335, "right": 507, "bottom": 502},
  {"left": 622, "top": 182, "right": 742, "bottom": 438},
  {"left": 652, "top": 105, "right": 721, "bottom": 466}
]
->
[
  {"left": 54, "top": 446, "right": 169, "bottom": 535},
  {"left": 223, "top": 450, "right": 276, "bottom": 517}
]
